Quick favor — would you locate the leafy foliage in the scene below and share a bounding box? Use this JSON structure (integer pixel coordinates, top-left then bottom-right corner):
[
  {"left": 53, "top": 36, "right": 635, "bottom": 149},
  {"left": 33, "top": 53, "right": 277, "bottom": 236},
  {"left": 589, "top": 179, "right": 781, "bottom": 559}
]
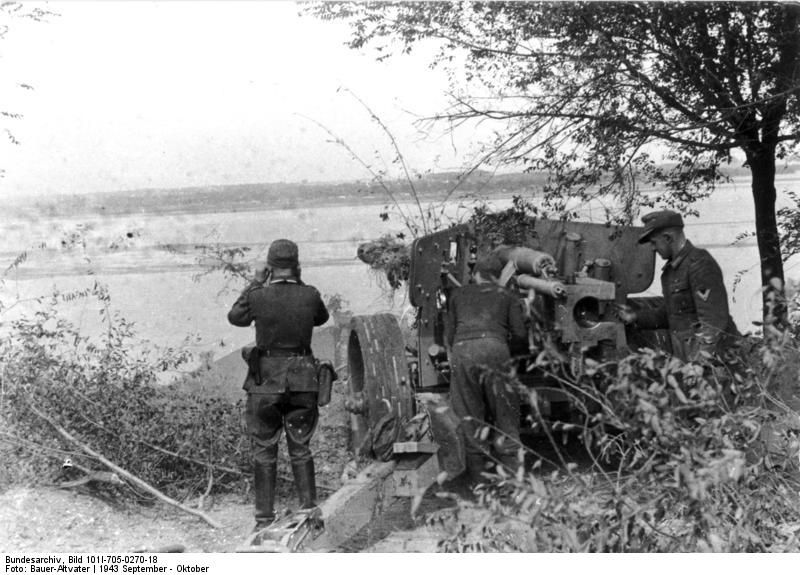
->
[
  {"left": 432, "top": 321, "right": 800, "bottom": 552},
  {"left": 778, "top": 190, "right": 800, "bottom": 261},
  {"left": 470, "top": 195, "right": 541, "bottom": 248},
  {"left": 356, "top": 233, "right": 412, "bottom": 290},
  {"left": 0, "top": 284, "right": 249, "bottom": 500},
  {"left": 352, "top": 196, "right": 543, "bottom": 289},
  {"left": 192, "top": 243, "right": 253, "bottom": 294}
]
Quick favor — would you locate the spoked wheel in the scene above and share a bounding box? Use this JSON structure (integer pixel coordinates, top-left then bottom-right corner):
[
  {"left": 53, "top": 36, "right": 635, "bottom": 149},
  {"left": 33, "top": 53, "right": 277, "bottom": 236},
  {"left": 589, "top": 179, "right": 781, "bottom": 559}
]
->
[{"left": 346, "top": 314, "right": 414, "bottom": 455}]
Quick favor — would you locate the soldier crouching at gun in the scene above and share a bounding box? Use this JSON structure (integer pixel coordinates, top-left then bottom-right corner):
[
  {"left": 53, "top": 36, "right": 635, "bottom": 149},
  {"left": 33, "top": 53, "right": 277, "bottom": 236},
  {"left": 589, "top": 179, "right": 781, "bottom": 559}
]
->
[
  {"left": 447, "top": 252, "right": 529, "bottom": 486},
  {"left": 228, "top": 239, "right": 330, "bottom": 531}
]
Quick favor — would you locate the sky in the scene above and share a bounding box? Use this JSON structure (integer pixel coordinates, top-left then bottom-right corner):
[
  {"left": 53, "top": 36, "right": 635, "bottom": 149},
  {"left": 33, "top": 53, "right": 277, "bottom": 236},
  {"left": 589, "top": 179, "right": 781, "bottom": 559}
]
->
[{"left": 1, "top": 1, "right": 482, "bottom": 198}]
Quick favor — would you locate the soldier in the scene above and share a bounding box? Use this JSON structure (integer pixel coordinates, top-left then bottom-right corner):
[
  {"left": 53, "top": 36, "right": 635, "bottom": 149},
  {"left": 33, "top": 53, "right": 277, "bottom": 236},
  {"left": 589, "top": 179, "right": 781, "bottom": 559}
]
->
[
  {"left": 228, "top": 239, "right": 330, "bottom": 531},
  {"left": 447, "top": 252, "right": 528, "bottom": 484},
  {"left": 617, "top": 210, "right": 739, "bottom": 362}
]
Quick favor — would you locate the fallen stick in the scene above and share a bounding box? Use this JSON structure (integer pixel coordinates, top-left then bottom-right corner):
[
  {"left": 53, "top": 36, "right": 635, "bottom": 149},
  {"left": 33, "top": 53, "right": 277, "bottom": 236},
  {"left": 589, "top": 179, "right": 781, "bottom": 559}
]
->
[
  {"left": 72, "top": 410, "right": 344, "bottom": 491},
  {"left": 2, "top": 430, "right": 338, "bottom": 495},
  {"left": 195, "top": 465, "right": 214, "bottom": 510},
  {"left": 113, "top": 435, "right": 340, "bottom": 492},
  {"left": 56, "top": 471, "right": 124, "bottom": 490},
  {"left": 28, "top": 404, "right": 223, "bottom": 529},
  {"left": 69, "top": 403, "right": 245, "bottom": 477},
  {"left": 125, "top": 436, "right": 242, "bottom": 477},
  {"left": 138, "top": 445, "right": 338, "bottom": 494}
]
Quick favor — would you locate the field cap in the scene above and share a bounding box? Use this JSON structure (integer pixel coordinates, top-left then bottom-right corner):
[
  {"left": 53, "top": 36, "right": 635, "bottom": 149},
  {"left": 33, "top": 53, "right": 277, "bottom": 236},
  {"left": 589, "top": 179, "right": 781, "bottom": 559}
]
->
[
  {"left": 638, "top": 210, "right": 684, "bottom": 244},
  {"left": 267, "top": 238, "right": 299, "bottom": 268},
  {"left": 474, "top": 252, "right": 505, "bottom": 279}
]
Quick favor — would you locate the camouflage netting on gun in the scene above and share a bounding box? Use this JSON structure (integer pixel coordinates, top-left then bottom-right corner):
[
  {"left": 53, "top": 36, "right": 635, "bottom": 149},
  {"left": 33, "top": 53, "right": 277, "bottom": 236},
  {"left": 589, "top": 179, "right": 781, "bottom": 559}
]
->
[
  {"left": 356, "top": 234, "right": 411, "bottom": 289},
  {"left": 470, "top": 197, "right": 541, "bottom": 249}
]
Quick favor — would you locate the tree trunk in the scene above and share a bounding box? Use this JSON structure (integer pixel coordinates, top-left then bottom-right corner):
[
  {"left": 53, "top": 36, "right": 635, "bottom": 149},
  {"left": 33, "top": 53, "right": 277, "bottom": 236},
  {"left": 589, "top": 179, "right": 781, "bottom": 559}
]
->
[{"left": 748, "top": 148, "right": 785, "bottom": 326}]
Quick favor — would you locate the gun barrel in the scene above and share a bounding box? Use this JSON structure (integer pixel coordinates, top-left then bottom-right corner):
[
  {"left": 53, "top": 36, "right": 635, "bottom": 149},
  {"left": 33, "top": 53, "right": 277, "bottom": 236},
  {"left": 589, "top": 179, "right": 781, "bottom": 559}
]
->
[
  {"left": 494, "top": 246, "right": 556, "bottom": 276},
  {"left": 517, "top": 274, "right": 566, "bottom": 298}
]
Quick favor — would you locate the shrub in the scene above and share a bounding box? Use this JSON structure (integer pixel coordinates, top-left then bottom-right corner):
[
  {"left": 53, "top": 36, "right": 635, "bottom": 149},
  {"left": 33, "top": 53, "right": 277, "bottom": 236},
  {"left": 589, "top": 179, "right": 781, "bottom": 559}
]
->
[
  {"left": 435, "top": 331, "right": 800, "bottom": 552},
  {"left": 0, "top": 283, "right": 249, "bottom": 501}
]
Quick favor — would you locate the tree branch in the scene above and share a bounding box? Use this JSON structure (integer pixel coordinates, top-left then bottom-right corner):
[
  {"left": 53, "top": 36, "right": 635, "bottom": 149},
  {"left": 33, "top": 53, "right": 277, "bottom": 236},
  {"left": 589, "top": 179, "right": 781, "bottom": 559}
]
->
[{"left": 27, "top": 403, "right": 223, "bottom": 529}]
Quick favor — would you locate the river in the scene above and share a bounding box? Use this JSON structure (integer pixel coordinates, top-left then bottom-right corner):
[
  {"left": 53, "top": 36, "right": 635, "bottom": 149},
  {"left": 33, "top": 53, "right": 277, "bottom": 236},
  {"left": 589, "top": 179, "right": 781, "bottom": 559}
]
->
[{"left": 2, "top": 175, "right": 798, "bottom": 368}]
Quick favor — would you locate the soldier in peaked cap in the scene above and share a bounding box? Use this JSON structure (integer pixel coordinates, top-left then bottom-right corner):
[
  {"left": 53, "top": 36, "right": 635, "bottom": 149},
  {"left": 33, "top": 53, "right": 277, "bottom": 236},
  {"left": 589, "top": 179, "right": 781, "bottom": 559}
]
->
[
  {"left": 228, "top": 238, "right": 329, "bottom": 531},
  {"left": 617, "top": 210, "right": 739, "bottom": 362}
]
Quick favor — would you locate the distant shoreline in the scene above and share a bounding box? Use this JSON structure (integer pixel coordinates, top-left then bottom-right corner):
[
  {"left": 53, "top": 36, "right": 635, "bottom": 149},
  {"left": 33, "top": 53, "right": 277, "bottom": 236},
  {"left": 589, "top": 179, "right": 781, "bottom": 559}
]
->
[
  {"left": 5, "top": 171, "right": 795, "bottom": 220},
  {"left": 8, "top": 174, "right": 524, "bottom": 218}
]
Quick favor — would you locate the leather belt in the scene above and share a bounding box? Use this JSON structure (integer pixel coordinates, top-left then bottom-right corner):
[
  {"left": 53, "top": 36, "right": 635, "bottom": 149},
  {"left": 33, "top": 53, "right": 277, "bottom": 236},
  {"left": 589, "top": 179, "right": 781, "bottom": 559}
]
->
[{"left": 261, "top": 348, "right": 311, "bottom": 357}]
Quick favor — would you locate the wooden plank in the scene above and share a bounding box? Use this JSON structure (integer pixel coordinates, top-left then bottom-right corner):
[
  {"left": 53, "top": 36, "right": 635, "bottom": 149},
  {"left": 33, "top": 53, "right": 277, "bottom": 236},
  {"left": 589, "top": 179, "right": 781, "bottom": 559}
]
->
[
  {"left": 309, "top": 461, "right": 397, "bottom": 549},
  {"left": 393, "top": 453, "right": 440, "bottom": 498},
  {"left": 361, "top": 528, "right": 446, "bottom": 553},
  {"left": 393, "top": 441, "right": 439, "bottom": 454}
]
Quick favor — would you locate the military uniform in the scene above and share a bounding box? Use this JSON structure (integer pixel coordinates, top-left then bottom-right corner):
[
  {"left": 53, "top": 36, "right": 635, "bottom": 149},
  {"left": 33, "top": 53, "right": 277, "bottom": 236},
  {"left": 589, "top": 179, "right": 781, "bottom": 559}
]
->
[
  {"left": 228, "top": 240, "right": 329, "bottom": 527},
  {"left": 635, "top": 216, "right": 739, "bottom": 362},
  {"left": 447, "top": 281, "right": 528, "bottom": 481}
]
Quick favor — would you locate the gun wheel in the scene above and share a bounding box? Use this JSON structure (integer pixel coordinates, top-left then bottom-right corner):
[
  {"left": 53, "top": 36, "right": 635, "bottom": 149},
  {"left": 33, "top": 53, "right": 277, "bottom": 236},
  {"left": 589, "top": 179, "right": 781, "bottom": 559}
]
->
[{"left": 347, "top": 314, "right": 413, "bottom": 456}]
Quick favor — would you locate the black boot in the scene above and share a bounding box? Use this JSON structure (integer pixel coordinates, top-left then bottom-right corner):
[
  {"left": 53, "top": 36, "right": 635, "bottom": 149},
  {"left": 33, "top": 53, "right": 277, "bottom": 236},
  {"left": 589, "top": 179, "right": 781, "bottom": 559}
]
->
[
  {"left": 291, "top": 459, "right": 317, "bottom": 510},
  {"left": 253, "top": 458, "right": 277, "bottom": 530}
]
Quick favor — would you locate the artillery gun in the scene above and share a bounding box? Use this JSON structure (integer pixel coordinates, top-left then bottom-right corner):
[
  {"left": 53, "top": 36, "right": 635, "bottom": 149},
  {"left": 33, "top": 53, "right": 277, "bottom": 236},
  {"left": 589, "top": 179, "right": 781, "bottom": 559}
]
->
[{"left": 345, "top": 218, "right": 668, "bottom": 464}]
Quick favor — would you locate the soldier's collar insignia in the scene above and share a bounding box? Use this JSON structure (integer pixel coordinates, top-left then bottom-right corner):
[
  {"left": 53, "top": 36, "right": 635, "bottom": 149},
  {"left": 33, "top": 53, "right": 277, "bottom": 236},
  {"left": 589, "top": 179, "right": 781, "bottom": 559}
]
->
[{"left": 670, "top": 241, "right": 692, "bottom": 269}]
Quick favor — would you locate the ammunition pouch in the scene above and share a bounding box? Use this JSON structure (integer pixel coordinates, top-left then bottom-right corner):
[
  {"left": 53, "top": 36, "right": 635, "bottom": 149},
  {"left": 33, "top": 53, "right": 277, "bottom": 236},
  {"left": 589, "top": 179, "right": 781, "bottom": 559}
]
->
[
  {"left": 242, "top": 347, "right": 337, "bottom": 399},
  {"left": 242, "top": 345, "right": 261, "bottom": 391},
  {"left": 315, "top": 360, "right": 338, "bottom": 407}
]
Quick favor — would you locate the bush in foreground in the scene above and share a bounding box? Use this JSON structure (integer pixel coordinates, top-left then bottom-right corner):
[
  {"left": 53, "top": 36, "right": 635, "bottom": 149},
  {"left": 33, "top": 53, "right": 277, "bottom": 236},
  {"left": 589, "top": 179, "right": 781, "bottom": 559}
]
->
[
  {"left": 435, "top": 329, "right": 800, "bottom": 552},
  {"left": 0, "top": 284, "right": 248, "bottom": 502}
]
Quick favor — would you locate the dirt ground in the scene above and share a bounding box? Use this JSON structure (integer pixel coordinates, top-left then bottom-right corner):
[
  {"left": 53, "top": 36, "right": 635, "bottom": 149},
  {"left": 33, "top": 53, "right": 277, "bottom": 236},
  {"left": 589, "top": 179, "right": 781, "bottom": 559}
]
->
[
  {"left": 0, "top": 487, "right": 253, "bottom": 553},
  {"left": 0, "top": 478, "right": 465, "bottom": 553},
  {"left": 0, "top": 421, "right": 355, "bottom": 553},
  {"left": 0, "top": 470, "right": 458, "bottom": 553},
  {"left": 0, "top": 407, "right": 361, "bottom": 552}
]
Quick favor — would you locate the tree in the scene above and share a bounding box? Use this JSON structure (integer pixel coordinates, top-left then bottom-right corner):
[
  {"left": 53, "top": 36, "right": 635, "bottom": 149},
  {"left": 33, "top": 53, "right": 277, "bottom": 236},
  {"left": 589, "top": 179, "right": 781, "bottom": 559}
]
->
[{"left": 310, "top": 1, "right": 800, "bottom": 323}]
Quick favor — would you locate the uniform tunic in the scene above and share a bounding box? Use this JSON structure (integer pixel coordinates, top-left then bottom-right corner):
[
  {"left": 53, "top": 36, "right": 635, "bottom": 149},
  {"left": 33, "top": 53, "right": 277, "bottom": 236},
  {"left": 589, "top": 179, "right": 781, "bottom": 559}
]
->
[
  {"left": 228, "top": 278, "right": 329, "bottom": 393},
  {"left": 635, "top": 240, "right": 739, "bottom": 362},
  {"left": 447, "top": 283, "right": 528, "bottom": 465}
]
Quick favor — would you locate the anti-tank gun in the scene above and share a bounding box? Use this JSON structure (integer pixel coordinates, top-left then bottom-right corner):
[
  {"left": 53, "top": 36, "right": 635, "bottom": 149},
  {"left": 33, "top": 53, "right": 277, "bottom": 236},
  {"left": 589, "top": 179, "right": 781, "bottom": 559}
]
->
[{"left": 345, "top": 218, "right": 667, "bottom": 461}]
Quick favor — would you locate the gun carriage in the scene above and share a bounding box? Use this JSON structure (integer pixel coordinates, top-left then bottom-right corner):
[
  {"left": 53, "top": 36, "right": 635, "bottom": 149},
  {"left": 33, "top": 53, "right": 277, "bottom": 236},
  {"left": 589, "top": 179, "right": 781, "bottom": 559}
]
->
[{"left": 345, "top": 218, "right": 668, "bottom": 456}]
